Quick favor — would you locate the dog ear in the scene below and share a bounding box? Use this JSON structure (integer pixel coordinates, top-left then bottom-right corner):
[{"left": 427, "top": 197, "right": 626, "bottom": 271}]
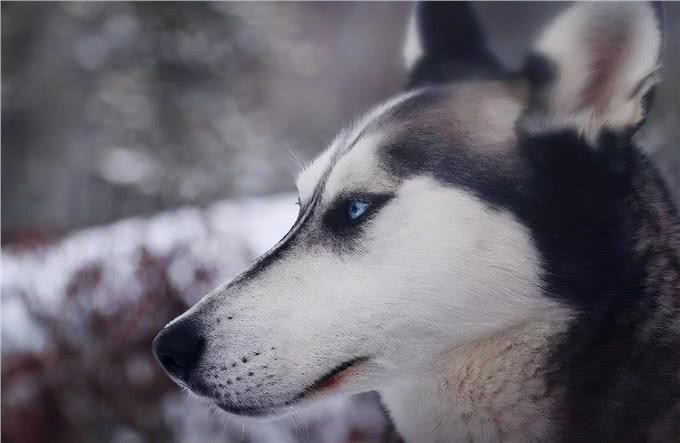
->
[
  {"left": 521, "top": 2, "right": 663, "bottom": 143},
  {"left": 403, "top": 2, "right": 503, "bottom": 89}
]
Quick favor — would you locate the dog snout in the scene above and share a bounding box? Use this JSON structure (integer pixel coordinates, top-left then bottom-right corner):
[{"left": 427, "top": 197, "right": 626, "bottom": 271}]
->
[{"left": 152, "top": 319, "right": 205, "bottom": 384}]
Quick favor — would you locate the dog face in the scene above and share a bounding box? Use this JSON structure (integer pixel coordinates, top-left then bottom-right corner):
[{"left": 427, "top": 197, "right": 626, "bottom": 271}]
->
[
  {"left": 155, "top": 83, "right": 555, "bottom": 415},
  {"left": 153, "top": 2, "right": 662, "bottom": 417}
]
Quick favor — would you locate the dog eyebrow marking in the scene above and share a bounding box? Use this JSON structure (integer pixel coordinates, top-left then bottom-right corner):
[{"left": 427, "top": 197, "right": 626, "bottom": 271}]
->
[
  {"left": 296, "top": 89, "right": 425, "bottom": 206},
  {"left": 337, "top": 88, "right": 426, "bottom": 159}
]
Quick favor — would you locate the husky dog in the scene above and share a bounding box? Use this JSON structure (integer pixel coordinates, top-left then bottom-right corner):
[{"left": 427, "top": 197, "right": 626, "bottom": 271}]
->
[{"left": 154, "top": 3, "right": 680, "bottom": 442}]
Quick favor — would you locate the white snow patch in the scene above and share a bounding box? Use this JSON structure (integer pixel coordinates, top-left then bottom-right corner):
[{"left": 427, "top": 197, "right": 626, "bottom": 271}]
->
[{"left": 1, "top": 193, "right": 298, "bottom": 354}]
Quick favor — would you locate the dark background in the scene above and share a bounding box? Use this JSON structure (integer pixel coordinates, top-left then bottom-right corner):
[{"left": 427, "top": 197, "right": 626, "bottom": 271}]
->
[{"left": 3, "top": 3, "right": 680, "bottom": 443}]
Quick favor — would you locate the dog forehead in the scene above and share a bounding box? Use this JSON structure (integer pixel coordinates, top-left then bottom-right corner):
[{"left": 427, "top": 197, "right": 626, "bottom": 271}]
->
[
  {"left": 386, "top": 81, "right": 526, "bottom": 154},
  {"left": 296, "top": 80, "right": 526, "bottom": 203}
]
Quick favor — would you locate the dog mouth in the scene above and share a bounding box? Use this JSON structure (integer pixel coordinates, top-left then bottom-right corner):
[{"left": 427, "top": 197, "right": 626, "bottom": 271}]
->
[
  {"left": 300, "top": 356, "right": 370, "bottom": 399},
  {"left": 214, "top": 357, "right": 370, "bottom": 417}
]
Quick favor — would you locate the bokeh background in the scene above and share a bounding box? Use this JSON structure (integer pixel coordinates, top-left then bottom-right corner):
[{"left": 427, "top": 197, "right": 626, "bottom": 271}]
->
[{"left": 2, "top": 2, "right": 680, "bottom": 443}]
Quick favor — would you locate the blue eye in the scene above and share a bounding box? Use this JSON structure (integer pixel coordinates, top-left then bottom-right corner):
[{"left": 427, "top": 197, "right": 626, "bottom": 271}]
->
[{"left": 348, "top": 199, "right": 370, "bottom": 221}]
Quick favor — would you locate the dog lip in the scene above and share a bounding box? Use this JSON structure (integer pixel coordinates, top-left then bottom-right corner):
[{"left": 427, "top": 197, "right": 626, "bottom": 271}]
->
[
  {"left": 213, "top": 357, "right": 370, "bottom": 417},
  {"left": 215, "top": 402, "right": 272, "bottom": 417},
  {"left": 298, "top": 356, "right": 370, "bottom": 398}
]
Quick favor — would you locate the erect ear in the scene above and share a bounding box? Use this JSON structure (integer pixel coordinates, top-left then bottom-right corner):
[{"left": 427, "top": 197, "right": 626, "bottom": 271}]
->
[
  {"left": 521, "top": 2, "right": 663, "bottom": 143},
  {"left": 403, "top": 2, "right": 503, "bottom": 89}
]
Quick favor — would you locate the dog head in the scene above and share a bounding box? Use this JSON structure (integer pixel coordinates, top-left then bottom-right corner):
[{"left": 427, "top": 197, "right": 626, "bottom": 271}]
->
[{"left": 153, "top": 2, "right": 663, "bottom": 416}]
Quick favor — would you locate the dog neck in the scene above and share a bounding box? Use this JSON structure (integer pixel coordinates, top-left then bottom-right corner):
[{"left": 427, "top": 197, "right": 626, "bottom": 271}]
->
[{"left": 380, "top": 319, "right": 567, "bottom": 443}]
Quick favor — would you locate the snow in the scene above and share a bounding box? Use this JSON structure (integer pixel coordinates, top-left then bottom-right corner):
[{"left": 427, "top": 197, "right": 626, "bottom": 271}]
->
[{"left": 1, "top": 193, "right": 298, "bottom": 354}]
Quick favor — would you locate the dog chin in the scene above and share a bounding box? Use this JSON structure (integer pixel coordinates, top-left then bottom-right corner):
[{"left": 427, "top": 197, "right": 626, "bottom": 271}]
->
[
  {"left": 209, "top": 357, "right": 372, "bottom": 417},
  {"left": 215, "top": 401, "right": 280, "bottom": 417}
]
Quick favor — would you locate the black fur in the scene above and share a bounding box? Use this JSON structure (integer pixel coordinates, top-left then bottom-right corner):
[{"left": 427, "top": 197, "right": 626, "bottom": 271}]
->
[
  {"left": 406, "top": 2, "right": 504, "bottom": 89},
  {"left": 225, "top": 186, "right": 393, "bottom": 291},
  {"left": 524, "top": 53, "right": 556, "bottom": 90},
  {"left": 396, "top": 2, "right": 679, "bottom": 438},
  {"left": 383, "top": 122, "right": 642, "bottom": 305},
  {"left": 228, "top": 188, "right": 322, "bottom": 287},
  {"left": 546, "top": 149, "right": 680, "bottom": 442},
  {"left": 382, "top": 102, "right": 680, "bottom": 440}
]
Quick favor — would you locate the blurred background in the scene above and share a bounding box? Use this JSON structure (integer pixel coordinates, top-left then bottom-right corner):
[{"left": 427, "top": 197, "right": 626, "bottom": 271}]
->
[{"left": 2, "top": 2, "right": 679, "bottom": 443}]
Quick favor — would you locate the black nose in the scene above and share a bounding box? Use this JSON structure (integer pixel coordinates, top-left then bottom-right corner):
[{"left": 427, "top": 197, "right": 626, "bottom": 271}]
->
[{"left": 152, "top": 320, "right": 205, "bottom": 383}]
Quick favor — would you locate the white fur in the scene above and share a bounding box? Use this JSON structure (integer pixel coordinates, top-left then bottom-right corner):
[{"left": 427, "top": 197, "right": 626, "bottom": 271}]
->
[
  {"left": 381, "top": 318, "right": 568, "bottom": 443},
  {"left": 176, "top": 114, "right": 570, "bottom": 440},
  {"left": 403, "top": 4, "right": 422, "bottom": 71},
  {"left": 524, "top": 2, "right": 661, "bottom": 141}
]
